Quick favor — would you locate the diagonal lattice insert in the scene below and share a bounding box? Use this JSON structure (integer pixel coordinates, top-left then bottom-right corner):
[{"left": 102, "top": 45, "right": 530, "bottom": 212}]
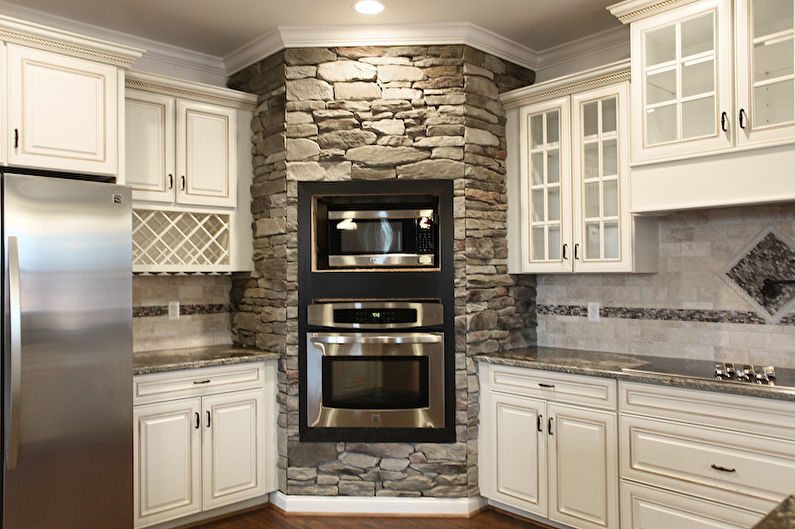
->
[{"left": 133, "top": 209, "right": 230, "bottom": 271}]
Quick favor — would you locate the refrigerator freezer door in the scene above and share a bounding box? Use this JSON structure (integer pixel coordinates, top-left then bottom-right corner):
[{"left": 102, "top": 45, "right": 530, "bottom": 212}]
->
[{"left": 2, "top": 174, "right": 132, "bottom": 529}]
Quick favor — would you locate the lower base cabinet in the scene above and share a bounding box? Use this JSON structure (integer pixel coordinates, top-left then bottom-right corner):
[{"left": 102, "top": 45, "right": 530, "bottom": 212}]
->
[{"left": 133, "top": 362, "right": 276, "bottom": 529}]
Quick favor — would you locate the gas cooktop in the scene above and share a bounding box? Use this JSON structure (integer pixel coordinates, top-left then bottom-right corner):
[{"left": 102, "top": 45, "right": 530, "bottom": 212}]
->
[{"left": 621, "top": 359, "right": 795, "bottom": 389}]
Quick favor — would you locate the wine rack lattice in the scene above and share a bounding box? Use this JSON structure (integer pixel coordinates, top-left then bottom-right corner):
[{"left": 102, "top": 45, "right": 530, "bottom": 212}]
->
[{"left": 133, "top": 209, "right": 230, "bottom": 271}]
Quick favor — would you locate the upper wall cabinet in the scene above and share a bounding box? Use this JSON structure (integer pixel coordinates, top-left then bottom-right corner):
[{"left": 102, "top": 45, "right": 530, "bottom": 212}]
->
[
  {"left": 609, "top": 0, "right": 795, "bottom": 212},
  {"left": 125, "top": 72, "right": 247, "bottom": 208},
  {"left": 503, "top": 61, "right": 658, "bottom": 274},
  {"left": 0, "top": 15, "right": 142, "bottom": 176}
]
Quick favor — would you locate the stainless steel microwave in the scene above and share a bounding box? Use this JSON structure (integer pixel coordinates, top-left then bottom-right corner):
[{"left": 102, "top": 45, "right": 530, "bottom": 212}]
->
[{"left": 313, "top": 196, "right": 439, "bottom": 270}]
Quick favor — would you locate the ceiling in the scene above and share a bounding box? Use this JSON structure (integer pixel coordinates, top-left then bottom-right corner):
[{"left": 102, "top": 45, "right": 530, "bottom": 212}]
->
[{"left": 1, "top": 0, "right": 623, "bottom": 57}]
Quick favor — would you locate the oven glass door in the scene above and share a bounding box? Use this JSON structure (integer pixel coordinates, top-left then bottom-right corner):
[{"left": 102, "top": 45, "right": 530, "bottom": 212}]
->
[{"left": 322, "top": 356, "right": 429, "bottom": 410}]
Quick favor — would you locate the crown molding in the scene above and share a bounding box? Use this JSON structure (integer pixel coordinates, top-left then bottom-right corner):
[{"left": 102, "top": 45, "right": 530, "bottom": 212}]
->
[
  {"left": 127, "top": 70, "right": 257, "bottom": 109},
  {"left": 607, "top": 0, "right": 700, "bottom": 24},
  {"left": 223, "top": 22, "right": 538, "bottom": 75},
  {"left": 532, "top": 25, "right": 629, "bottom": 82},
  {"left": 0, "top": 0, "right": 226, "bottom": 84}
]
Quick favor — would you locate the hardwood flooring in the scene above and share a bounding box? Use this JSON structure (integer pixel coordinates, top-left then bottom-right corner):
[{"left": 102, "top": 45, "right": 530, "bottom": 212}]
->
[{"left": 191, "top": 506, "right": 549, "bottom": 529}]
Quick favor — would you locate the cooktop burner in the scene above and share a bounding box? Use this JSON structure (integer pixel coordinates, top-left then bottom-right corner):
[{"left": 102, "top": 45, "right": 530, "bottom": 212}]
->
[{"left": 714, "top": 362, "right": 776, "bottom": 385}]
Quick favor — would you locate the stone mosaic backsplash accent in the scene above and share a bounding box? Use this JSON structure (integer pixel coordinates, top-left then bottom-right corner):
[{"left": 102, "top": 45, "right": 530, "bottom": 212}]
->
[
  {"left": 724, "top": 229, "right": 795, "bottom": 321},
  {"left": 133, "top": 303, "right": 231, "bottom": 318},
  {"left": 537, "top": 303, "right": 793, "bottom": 325},
  {"left": 226, "top": 45, "right": 536, "bottom": 498}
]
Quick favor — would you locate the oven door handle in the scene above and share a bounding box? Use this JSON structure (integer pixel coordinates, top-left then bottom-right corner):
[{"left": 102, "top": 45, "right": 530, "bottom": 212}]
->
[{"left": 310, "top": 333, "right": 442, "bottom": 345}]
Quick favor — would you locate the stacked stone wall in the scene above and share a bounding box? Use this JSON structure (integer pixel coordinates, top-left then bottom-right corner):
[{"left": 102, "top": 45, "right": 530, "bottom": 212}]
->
[{"left": 229, "top": 45, "right": 536, "bottom": 498}]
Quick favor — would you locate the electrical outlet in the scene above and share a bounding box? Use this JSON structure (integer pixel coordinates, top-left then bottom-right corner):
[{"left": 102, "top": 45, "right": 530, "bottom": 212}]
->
[
  {"left": 168, "top": 301, "right": 180, "bottom": 320},
  {"left": 588, "top": 302, "right": 600, "bottom": 322}
]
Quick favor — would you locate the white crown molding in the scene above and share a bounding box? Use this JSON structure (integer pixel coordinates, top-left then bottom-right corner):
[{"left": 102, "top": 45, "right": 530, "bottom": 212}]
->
[
  {"left": 223, "top": 22, "right": 538, "bottom": 75},
  {"left": 269, "top": 491, "right": 487, "bottom": 516},
  {"left": 0, "top": 0, "right": 226, "bottom": 84},
  {"left": 127, "top": 70, "right": 256, "bottom": 109},
  {"left": 532, "top": 25, "right": 629, "bottom": 82},
  {"left": 607, "top": 0, "right": 700, "bottom": 24}
]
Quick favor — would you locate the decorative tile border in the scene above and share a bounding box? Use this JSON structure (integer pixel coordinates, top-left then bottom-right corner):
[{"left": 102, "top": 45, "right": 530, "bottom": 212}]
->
[
  {"left": 537, "top": 304, "right": 795, "bottom": 326},
  {"left": 133, "top": 304, "right": 231, "bottom": 318}
]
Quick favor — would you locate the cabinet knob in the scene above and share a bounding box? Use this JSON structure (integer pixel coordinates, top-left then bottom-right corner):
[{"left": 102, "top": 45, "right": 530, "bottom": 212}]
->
[
  {"left": 548, "top": 417, "right": 554, "bottom": 435},
  {"left": 720, "top": 112, "right": 729, "bottom": 133},
  {"left": 574, "top": 244, "right": 580, "bottom": 260},
  {"left": 562, "top": 244, "right": 568, "bottom": 260},
  {"left": 14, "top": 128, "right": 19, "bottom": 149},
  {"left": 194, "top": 412, "right": 200, "bottom": 430},
  {"left": 180, "top": 175, "right": 186, "bottom": 191},
  {"left": 710, "top": 464, "right": 736, "bottom": 473},
  {"left": 739, "top": 109, "right": 748, "bottom": 130},
  {"left": 168, "top": 174, "right": 174, "bottom": 190},
  {"left": 206, "top": 410, "right": 211, "bottom": 428}
]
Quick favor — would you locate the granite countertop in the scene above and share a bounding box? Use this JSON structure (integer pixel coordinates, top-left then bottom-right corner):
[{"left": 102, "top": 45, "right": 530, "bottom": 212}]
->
[
  {"left": 753, "top": 495, "right": 795, "bottom": 528},
  {"left": 475, "top": 347, "right": 795, "bottom": 402},
  {"left": 134, "top": 344, "right": 280, "bottom": 375}
]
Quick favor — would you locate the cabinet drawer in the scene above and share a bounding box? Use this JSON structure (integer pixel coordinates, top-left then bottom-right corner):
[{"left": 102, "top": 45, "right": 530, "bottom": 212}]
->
[
  {"left": 134, "top": 363, "right": 265, "bottom": 405},
  {"left": 619, "top": 381, "right": 795, "bottom": 441},
  {"left": 490, "top": 365, "right": 616, "bottom": 410},
  {"left": 620, "top": 415, "right": 795, "bottom": 514},
  {"left": 620, "top": 481, "right": 762, "bottom": 529}
]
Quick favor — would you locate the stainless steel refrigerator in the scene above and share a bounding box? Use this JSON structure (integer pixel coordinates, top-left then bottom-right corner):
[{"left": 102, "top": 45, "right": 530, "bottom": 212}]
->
[{"left": 1, "top": 172, "right": 132, "bottom": 528}]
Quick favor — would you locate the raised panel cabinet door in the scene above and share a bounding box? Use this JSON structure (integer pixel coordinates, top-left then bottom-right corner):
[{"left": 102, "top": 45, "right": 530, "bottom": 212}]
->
[
  {"left": 548, "top": 403, "right": 618, "bottom": 529},
  {"left": 620, "top": 481, "right": 763, "bottom": 529},
  {"left": 630, "top": 0, "right": 733, "bottom": 164},
  {"left": 125, "top": 89, "right": 176, "bottom": 203},
  {"left": 518, "top": 97, "right": 573, "bottom": 273},
  {"left": 202, "top": 389, "right": 266, "bottom": 511},
  {"left": 572, "top": 83, "right": 634, "bottom": 273},
  {"left": 489, "top": 392, "right": 548, "bottom": 516},
  {"left": 176, "top": 100, "right": 236, "bottom": 208},
  {"left": 736, "top": 0, "right": 795, "bottom": 147},
  {"left": 134, "top": 398, "right": 202, "bottom": 529},
  {"left": 7, "top": 44, "right": 118, "bottom": 175}
]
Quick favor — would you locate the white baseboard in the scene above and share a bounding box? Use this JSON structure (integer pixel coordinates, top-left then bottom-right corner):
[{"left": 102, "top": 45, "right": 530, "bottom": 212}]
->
[{"left": 270, "top": 491, "right": 487, "bottom": 516}]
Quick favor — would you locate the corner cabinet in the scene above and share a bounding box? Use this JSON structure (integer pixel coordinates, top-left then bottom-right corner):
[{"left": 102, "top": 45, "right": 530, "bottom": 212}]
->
[
  {"left": 124, "top": 71, "right": 256, "bottom": 273},
  {"left": 608, "top": 0, "right": 795, "bottom": 212},
  {"left": 0, "top": 15, "right": 143, "bottom": 175},
  {"left": 504, "top": 62, "right": 658, "bottom": 274},
  {"left": 133, "top": 362, "right": 277, "bottom": 529},
  {"left": 479, "top": 363, "right": 619, "bottom": 529}
]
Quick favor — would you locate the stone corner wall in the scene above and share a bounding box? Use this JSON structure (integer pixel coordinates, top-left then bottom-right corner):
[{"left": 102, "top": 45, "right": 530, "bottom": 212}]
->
[{"left": 228, "top": 44, "right": 537, "bottom": 499}]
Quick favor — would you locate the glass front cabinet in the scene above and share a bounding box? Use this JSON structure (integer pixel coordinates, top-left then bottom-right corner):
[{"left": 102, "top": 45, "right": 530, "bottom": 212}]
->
[
  {"left": 613, "top": 0, "right": 795, "bottom": 163},
  {"left": 507, "top": 66, "right": 658, "bottom": 274}
]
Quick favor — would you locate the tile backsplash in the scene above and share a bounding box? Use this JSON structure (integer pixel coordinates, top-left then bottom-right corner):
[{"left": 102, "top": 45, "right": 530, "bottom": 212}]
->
[
  {"left": 536, "top": 203, "right": 795, "bottom": 368},
  {"left": 132, "top": 275, "right": 232, "bottom": 352}
]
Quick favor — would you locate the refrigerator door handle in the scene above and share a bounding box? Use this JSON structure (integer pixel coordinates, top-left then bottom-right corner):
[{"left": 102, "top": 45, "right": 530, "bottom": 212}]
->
[{"left": 7, "top": 236, "right": 22, "bottom": 469}]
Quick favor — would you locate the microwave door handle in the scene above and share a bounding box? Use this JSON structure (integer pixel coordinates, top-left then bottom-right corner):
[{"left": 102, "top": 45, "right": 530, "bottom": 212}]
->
[{"left": 7, "top": 237, "right": 22, "bottom": 469}]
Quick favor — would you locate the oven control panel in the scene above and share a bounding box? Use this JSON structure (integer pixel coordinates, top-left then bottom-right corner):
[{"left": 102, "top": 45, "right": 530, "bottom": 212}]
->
[
  {"left": 334, "top": 308, "right": 417, "bottom": 325},
  {"left": 307, "top": 301, "right": 444, "bottom": 329}
]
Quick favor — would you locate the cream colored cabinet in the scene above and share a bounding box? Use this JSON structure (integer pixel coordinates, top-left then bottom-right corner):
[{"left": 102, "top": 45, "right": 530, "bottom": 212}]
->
[
  {"left": 126, "top": 84, "right": 238, "bottom": 208},
  {"left": 480, "top": 363, "right": 619, "bottom": 529},
  {"left": 7, "top": 44, "right": 118, "bottom": 174},
  {"left": 504, "top": 63, "right": 657, "bottom": 274},
  {"left": 134, "top": 398, "right": 202, "bottom": 528},
  {"left": 133, "top": 362, "right": 276, "bottom": 529}
]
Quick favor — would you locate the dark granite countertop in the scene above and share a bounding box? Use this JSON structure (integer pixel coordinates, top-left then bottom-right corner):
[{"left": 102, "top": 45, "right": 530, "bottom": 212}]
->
[
  {"left": 134, "top": 344, "right": 280, "bottom": 375},
  {"left": 475, "top": 347, "right": 795, "bottom": 402},
  {"left": 753, "top": 495, "right": 795, "bottom": 528}
]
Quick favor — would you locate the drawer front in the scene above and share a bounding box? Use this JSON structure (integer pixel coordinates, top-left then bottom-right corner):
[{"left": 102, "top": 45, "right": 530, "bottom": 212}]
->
[
  {"left": 620, "top": 415, "right": 794, "bottom": 514},
  {"left": 134, "top": 363, "right": 265, "bottom": 405},
  {"left": 490, "top": 365, "right": 616, "bottom": 410},
  {"left": 620, "top": 481, "right": 763, "bottom": 529},
  {"left": 619, "top": 381, "right": 795, "bottom": 441}
]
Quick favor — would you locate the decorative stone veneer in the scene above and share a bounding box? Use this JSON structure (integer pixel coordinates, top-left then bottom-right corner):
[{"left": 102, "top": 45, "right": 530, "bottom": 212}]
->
[{"left": 227, "top": 45, "right": 536, "bottom": 498}]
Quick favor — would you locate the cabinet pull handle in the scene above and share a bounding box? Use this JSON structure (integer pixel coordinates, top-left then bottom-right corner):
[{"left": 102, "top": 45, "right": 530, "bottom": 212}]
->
[
  {"left": 538, "top": 383, "right": 555, "bottom": 388},
  {"left": 562, "top": 244, "right": 568, "bottom": 260},
  {"left": 710, "top": 464, "right": 736, "bottom": 473},
  {"left": 206, "top": 410, "right": 211, "bottom": 428},
  {"left": 537, "top": 415, "right": 543, "bottom": 432},
  {"left": 14, "top": 128, "right": 19, "bottom": 149},
  {"left": 193, "top": 379, "right": 211, "bottom": 385},
  {"left": 720, "top": 111, "right": 729, "bottom": 132},
  {"left": 168, "top": 174, "right": 174, "bottom": 190},
  {"left": 739, "top": 109, "right": 747, "bottom": 130},
  {"left": 180, "top": 175, "right": 186, "bottom": 191},
  {"left": 548, "top": 417, "right": 554, "bottom": 435},
  {"left": 574, "top": 244, "right": 580, "bottom": 260},
  {"left": 194, "top": 412, "right": 200, "bottom": 429}
]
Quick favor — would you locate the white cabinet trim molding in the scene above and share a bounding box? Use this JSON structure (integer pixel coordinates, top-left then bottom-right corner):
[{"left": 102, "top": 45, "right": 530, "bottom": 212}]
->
[
  {"left": 269, "top": 492, "right": 488, "bottom": 516},
  {"left": 0, "top": 14, "right": 143, "bottom": 67},
  {"left": 126, "top": 70, "right": 256, "bottom": 110},
  {"left": 608, "top": 0, "right": 704, "bottom": 24}
]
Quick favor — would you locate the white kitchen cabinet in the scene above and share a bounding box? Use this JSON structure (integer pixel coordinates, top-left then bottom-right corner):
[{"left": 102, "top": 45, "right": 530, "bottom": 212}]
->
[
  {"left": 7, "top": 44, "right": 118, "bottom": 174},
  {"left": 504, "top": 62, "right": 658, "bottom": 274},
  {"left": 133, "top": 362, "right": 276, "bottom": 529},
  {"left": 480, "top": 363, "right": 619, "bottom": 529},
  {"left": 125, "top": 90, "right": 176, "bottom": 203},
  {"left": 134, "top": 398, "right": 202, "bottom": 528}
]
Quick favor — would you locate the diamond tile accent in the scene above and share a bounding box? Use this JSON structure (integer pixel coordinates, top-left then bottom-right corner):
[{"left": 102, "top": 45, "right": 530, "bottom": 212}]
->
[{"left": 722, "top": 229, "right": 795, "bottom": 323}]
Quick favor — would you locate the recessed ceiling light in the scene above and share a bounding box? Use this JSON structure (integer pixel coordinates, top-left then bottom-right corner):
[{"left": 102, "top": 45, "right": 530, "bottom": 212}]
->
[{"left": 354, "top": 0, "right": 384, "bottom": 15}]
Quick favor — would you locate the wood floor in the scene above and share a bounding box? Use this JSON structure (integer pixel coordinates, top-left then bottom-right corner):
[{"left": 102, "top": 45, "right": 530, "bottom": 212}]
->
[{"left": 191, "top": 506, "right": 549, "bottom": 529}]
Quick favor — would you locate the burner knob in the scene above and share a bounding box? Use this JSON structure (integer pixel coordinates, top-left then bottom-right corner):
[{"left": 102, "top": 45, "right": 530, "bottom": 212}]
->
[
  {"left": 714, "top": 363, "right": 726, "bottom": 379},
  {"left": 764, "top": 366, "right": 776, "bottom": 380},
  {"left": 742, "top": 365, "right": 756, "bottom": 378},
  {"left": 724, "top": 363, "right": 736, "bottom": 377},
  {"left": 754, "top": 371, "right": 769, "bottom": 384}
]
